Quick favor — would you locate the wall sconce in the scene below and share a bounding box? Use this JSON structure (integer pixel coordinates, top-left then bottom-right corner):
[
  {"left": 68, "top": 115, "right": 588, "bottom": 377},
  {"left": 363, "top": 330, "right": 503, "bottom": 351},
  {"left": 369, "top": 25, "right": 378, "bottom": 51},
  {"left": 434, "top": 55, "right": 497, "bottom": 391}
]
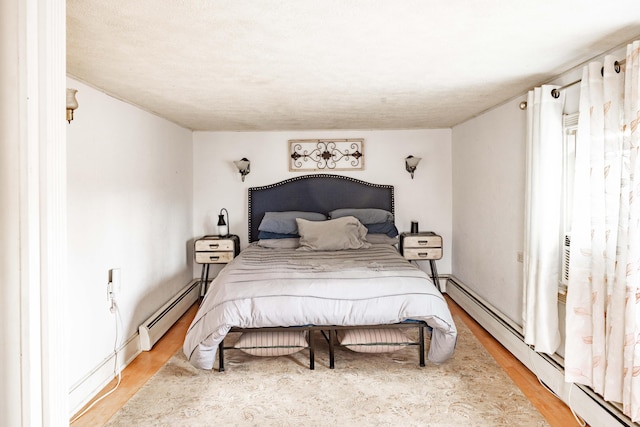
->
[
  {"left": 233, "top": 158, "right": 250, "bottom": 182},
  {"left": 217, "top": 208, "right": 229, "bottom": 237},
  {"left": 405, "top": 155, "right": 421, "bottom": 179},
  {"left": 66, "top": 88, "right": 78, "bottom": 123}
]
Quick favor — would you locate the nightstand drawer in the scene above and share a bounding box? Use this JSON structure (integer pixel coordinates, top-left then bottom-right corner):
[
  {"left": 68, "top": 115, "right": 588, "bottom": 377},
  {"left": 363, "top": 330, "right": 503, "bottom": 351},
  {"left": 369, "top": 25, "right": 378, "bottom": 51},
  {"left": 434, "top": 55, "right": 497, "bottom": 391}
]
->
[
  {"left": 195, "top": 239, "right": 235, "bottom": 252},
  {"left": 402, "top": 247, "right": 442, "bottom": 260},
  {"left": 195, "top": 251, "right": 235, "bottom": 264},
  {"left": 402, "top": 234, "right": 442, "bottom": 248}
]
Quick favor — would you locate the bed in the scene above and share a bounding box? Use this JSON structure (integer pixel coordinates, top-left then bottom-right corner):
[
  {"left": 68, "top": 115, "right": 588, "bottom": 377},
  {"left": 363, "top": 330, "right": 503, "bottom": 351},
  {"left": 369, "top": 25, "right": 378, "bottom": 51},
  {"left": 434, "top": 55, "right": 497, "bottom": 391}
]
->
[{"left": 183, "top": 174, "right": 457, "bottom": 371}]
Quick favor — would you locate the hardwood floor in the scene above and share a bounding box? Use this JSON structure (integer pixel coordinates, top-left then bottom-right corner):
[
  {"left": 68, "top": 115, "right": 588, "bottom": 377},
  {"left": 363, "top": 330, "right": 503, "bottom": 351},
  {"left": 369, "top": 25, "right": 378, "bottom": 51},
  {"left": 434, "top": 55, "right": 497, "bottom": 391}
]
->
[
  {"left": 70, "top": 303, "right": 200, "bottom": 427},
  {"left": 446, "top": 298, "right": 579, "bottom": 427},
  {"left": 70, "top": 297, "right": 578, "bottom": 426}
]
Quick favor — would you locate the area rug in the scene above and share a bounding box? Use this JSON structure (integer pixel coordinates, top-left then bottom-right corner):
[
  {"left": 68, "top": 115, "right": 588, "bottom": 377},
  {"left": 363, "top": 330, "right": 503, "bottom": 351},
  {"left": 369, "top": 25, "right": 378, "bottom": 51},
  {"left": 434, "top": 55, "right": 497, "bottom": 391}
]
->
[{"left": 106, "top": 315, "right": 550, "bottom": 426}]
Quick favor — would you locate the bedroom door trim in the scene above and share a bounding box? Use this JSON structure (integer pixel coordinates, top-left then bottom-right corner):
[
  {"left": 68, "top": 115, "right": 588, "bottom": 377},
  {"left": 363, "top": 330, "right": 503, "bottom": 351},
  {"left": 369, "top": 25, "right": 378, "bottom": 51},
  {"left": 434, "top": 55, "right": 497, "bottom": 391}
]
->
[{"left": 6, "top": 0, "right": 68, "bottom": 425}]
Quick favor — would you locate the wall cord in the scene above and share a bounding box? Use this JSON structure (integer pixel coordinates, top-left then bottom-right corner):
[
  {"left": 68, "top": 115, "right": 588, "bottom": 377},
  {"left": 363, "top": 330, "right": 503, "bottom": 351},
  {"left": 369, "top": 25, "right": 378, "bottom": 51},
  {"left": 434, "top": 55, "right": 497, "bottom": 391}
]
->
[
  {"left": 70, "top": 300, "right": 122, "bottom": 424},
  {"left": 527, "top": 345, "right": 585, "bottom": 426}
]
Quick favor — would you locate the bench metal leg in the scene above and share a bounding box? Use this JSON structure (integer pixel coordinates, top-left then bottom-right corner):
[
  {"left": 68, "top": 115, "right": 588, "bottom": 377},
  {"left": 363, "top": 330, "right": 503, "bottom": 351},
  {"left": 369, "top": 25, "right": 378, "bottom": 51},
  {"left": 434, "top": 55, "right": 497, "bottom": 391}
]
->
[
  {"left": 329, "top": 330, "right": 335, "bottom": 369},
  {"left": 419, "top": 326, "right": 425, "bottom": 367},
  {"left": 308, "top": 329, "right": 315, "bottom": 370},
  {"left": 218, "top": 340, "right": 225, "bottom": 372}
]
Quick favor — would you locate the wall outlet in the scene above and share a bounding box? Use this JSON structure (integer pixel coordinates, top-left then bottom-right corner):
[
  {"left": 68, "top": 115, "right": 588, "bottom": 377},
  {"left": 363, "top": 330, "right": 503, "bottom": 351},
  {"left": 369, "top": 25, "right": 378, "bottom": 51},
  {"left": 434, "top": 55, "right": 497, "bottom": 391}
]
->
[
  {"left": 107, "top": 268, "right": 121, "bottom": 312},
  {"left": 517, "top": 252, "right": 524, "bottom": 263},
  {"left": 108, "top": 268, "right": 121, "bottom": 297}
]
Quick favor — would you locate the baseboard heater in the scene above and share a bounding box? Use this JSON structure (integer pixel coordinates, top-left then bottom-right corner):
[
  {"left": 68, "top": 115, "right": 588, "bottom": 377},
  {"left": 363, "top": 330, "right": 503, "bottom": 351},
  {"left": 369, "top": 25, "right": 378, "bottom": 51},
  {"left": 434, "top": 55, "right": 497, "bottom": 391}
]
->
[
  {"left": 446, "top": 276, "right": 633, "bottom": 427},
  {"left": 139, "top": 280, "right": 200, "bottom": 351}
]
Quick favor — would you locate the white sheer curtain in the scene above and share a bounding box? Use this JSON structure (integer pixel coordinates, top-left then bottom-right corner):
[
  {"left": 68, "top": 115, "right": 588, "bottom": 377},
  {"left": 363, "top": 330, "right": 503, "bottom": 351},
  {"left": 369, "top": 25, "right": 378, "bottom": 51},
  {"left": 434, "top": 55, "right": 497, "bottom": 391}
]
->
[
  {"left": 565, "top": 40, "right": 640, "bottom": 421},
  {"left": 522, "top": 85, "right": 565, "bottom": 354}
]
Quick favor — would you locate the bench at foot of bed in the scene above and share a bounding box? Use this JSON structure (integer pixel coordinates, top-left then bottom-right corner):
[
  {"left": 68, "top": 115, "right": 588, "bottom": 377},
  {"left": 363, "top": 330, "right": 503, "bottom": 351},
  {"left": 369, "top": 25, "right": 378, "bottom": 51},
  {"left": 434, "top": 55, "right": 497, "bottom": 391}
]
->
[
  {"left": 218, "top": 326, "right": 316, "bottom": 372},
  {"left": 217, "top": 323, "right": 429, "bottom": 372}
]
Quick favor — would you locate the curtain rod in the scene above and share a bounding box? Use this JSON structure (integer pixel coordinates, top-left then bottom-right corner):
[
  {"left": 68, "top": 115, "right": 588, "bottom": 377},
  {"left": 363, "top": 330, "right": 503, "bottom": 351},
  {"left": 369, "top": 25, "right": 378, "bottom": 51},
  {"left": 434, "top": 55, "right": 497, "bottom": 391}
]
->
[{"left": 550, "top": 59, "right": 626, "bottom": 98}]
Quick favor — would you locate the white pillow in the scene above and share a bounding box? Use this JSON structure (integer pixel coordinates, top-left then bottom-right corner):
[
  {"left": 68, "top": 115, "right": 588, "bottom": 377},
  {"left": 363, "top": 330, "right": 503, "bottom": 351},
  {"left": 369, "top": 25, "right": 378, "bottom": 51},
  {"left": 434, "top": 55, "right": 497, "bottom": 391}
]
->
[
  {"left": 296, "top": 216, "right": 371, "bottom": 251},
  {"left": 337, "top": 328, "right": 415, "bottom": 353},
  {"left": 233, "top": 331, "right": 308, "bottom": 356}
]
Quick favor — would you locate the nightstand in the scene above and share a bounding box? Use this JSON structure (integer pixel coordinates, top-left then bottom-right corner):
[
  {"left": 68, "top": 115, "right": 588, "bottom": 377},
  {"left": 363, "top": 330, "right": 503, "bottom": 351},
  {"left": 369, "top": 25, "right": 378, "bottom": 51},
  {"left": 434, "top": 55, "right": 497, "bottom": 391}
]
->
[
  {"left": 399, "top": 232, "right": 443, "bottom": 291},
  {"left": 194, "top": 235, "right": 240, "bottom": 295}
]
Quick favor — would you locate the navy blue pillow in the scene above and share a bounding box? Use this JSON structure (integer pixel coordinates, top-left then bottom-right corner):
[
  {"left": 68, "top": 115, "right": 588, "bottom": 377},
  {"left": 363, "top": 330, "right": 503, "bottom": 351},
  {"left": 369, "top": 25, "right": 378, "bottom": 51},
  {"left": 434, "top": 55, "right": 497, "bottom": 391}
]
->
[
  {"left": 329, "top": 208, "right": 394, "bottom": 224},
  {"left": 365, "top": 222, "right": 399, "bottom": 237},
  {"left": 258, "top": 230, "right": 299, "bottom": 239}
]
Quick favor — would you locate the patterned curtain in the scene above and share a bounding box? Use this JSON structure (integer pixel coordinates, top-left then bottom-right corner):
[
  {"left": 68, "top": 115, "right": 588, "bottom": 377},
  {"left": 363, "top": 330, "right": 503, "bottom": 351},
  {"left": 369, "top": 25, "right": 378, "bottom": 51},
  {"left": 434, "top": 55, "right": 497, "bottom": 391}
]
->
[
  {"left": 565, "top": 40, "right": 640, "bottom": 421},
  {"left": 522, "top": 86, "right": 564, "bottom": 354}
]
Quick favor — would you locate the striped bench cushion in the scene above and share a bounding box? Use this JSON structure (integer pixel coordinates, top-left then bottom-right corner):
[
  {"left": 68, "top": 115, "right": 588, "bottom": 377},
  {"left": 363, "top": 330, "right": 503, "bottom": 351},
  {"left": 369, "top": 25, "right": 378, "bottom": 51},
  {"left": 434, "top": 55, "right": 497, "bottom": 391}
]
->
[
  {"left": 337, "top": 328, "right": 415, "bottom": 353},
  {"left": 234, "top": 331, "right": 308, "bottom": 356}
]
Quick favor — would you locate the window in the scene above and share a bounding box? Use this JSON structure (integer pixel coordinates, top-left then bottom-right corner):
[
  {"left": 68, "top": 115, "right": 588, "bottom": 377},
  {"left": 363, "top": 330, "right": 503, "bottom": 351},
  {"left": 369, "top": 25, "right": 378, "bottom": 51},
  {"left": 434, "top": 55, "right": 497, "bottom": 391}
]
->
[{"left": 560, "top": 112, "right": 579, "bottom": 296}]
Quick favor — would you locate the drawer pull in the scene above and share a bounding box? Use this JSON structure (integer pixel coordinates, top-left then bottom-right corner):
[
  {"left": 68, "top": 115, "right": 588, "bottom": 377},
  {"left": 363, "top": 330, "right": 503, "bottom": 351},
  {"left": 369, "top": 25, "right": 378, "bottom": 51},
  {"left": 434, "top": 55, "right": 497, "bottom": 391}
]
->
[
  {"left": 418, "top": 240, "right": 429, "bottom": 245},
  {"left": 209, "top": 244, "right": 220, "bottom": 249},
  {"left": 418, "top": 252, "right": 429, "bottom": 257},
  {"left": 209, "top": 256, "right": 220, "bottom": 261}
]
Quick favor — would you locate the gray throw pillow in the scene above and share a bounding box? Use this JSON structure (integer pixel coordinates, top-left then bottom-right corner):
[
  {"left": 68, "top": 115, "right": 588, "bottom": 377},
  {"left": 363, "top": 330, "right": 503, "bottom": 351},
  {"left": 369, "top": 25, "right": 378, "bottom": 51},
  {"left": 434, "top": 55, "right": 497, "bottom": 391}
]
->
[
  {"left": 258, "top": 211, "right": 326, "bottom": 235},
  {"left": 296, "top": 216, "right": 371, "bottom": 251}
]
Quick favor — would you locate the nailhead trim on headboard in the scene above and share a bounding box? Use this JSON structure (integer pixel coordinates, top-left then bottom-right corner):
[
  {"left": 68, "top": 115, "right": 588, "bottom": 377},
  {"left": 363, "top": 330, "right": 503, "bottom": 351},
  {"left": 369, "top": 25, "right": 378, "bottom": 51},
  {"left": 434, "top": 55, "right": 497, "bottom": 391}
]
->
[{"left": 248, "top": 174, "right": 395, "bottom": 243}]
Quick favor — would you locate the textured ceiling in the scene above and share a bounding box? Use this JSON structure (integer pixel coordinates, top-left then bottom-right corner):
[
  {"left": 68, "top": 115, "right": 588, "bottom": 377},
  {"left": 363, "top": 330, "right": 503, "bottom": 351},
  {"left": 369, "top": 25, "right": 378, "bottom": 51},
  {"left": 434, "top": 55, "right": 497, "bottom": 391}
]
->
[{"left": 67, "top": 1, "right": 640, "bottom": 131}]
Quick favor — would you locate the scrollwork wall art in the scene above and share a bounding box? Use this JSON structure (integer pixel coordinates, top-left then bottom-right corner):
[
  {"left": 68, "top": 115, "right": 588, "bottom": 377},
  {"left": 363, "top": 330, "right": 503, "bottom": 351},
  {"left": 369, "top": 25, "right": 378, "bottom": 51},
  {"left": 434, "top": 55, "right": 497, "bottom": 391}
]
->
[{"left": 289, "top": 139, "right": 364, "bottom": 171}]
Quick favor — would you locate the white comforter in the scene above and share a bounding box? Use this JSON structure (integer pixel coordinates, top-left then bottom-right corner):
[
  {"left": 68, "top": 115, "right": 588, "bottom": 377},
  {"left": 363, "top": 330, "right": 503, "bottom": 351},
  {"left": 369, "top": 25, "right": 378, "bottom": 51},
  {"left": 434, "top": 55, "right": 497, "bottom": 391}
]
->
[{"left": 184, "top": 243, "right": 457, "bottom": 369}]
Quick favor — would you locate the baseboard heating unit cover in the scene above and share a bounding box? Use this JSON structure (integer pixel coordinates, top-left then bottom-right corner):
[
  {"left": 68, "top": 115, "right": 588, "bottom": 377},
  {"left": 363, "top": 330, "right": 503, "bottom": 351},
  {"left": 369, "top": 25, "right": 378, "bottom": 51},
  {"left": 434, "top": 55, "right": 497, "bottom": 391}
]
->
[
  {"left": 446, "top": 276, "right": 633, "bottom": 427},
  {"left": 139, "top": 280, "right": 199, "bottom": 351}
]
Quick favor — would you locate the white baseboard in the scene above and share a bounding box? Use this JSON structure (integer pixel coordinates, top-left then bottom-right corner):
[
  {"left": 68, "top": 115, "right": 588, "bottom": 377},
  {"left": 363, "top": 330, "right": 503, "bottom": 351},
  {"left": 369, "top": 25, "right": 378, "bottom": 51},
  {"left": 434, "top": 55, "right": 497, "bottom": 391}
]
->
[
  {"left": 68, "top": 280, "right": 199, "bottom": 417},
  {"left": 446, "top": 276, "right": 633, "bottom": 427},
  {"left": 68, "top": 332, "right": 140, "bottom": 417}
]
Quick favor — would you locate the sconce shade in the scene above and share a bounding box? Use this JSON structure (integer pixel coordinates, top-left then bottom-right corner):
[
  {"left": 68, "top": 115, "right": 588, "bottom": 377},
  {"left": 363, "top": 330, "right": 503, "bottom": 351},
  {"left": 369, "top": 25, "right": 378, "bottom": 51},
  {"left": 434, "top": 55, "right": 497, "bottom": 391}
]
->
[
  {"left": 234, "top": 158, "right": 251, "bottom": 182},
  {"left": 405, "top": 155, "right": 421, "bottom": 179},
  {"left": 66, "top": 88, "right": 78, "bottom": 123},
  {"left": 217, "top": 208, "right": 229, "bottom": 236}
]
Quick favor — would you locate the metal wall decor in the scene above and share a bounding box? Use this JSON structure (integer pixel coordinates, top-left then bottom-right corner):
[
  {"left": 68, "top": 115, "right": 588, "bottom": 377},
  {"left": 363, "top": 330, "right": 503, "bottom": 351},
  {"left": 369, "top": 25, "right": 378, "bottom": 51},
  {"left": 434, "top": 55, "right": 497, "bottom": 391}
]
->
[{"left": 289, "top": 139, "right": 364, "bottom": 171}]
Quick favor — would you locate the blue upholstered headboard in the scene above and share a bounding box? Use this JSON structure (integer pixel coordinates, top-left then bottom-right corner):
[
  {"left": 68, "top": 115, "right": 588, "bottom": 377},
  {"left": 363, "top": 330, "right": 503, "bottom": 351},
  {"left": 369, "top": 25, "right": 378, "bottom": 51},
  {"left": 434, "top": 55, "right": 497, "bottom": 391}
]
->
[{"left": 248, "top": 174, "right": 394, "bottom": 242}]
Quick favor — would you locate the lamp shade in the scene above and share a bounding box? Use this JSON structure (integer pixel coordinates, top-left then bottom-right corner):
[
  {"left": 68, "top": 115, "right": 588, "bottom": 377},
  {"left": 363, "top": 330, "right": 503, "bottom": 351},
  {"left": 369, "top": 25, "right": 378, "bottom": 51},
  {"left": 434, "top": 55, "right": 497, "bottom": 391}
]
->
[
  {"left": 66, "top": 88, "right": 78, "bottom": 110},
  {"left": 405, "top": 155, "right": 421, "bottom": 179},
  {"left": 405, "top": 156, "right": 421, "bottom": 168},
  {"left": 217, "top": 208, "right": 229, "bottom": 236},
  {"left": 233, "top": 158, "right": 250, "bottom": 171},
  {"left": 233, "top": 158, "right": 251, "bottom": 181},
  {"left": 66, "top": 88, "right": 79, "bottom": 123}
]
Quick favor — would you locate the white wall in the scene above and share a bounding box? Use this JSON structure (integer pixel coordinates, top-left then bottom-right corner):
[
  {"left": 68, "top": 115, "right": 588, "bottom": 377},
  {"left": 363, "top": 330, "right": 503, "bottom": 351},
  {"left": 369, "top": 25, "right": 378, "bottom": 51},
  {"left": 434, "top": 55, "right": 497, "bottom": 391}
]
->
[
  {"left": 66, "top": 79, "right": 194, "bottom": 405},
  {"left": 452, "top": 99, "right": 528, "bottom": 323},
  {"left": 193, "top": 129, "right": 453, "bottom": 275},
  {"left": 450, "top": 41, "right": 625, "bottom": 327}
]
